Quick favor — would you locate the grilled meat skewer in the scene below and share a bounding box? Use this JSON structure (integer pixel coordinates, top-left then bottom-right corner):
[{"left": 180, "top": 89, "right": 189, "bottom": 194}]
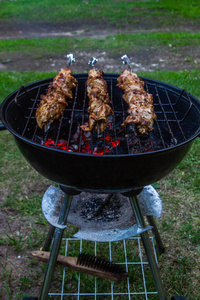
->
[
  {"left": 36, "top": 68, "right": 77, "bottom": 129},
  {"left": 81, "top": 69, "right": 113, "bottom": 133},
  {"left": 117, "top": 69, "right": 156, "bottom": 134}
]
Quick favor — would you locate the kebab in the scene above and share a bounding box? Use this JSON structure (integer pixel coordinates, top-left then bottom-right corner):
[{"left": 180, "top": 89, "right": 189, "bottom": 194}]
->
[
  {"left": 36, "top": 56, "right": 77, "bottom": 130},
  {"left": 117, "top": 55, "right": 157, "bottom": 134},
  {"left": 81, "top": 58, "right": 113, "bottom": 133}
]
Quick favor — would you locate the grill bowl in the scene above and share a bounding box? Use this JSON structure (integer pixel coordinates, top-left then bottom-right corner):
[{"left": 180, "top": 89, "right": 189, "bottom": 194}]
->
[{"left": 1, "top": 74, "right": 200, "bottom": 193}]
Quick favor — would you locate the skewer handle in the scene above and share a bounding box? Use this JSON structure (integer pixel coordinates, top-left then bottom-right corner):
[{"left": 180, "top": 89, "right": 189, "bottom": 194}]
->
[
  {"left": 67, "top": 53, "right": 75, "bottom": 66},
  {"left": 121, "top": 54, "right": 132, "bottom": 72},
  {"left": 88, "top": 57, "right": 98, "bottom": 68}
]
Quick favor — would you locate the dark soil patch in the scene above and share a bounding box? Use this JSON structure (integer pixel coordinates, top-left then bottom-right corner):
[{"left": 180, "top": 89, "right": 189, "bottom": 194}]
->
[
  {"left": 1, "top": 45, "right": 199, "bottom": 73},
  {"left": 0, "top": 219, "right": 47, "bottom": 300},
  {"left": 0, "top": 18, "right": 200, "bottom": 40}
]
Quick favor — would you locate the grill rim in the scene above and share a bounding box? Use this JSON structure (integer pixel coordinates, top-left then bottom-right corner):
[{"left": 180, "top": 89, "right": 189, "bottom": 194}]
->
[{"left": 1, "top": 73, "right": 200, "bottom": 158}]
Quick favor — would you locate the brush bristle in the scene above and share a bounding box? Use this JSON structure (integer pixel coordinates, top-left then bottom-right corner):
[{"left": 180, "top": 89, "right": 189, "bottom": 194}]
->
[{"left": 77, "top": 253, "right": 127, "bottom": 275}]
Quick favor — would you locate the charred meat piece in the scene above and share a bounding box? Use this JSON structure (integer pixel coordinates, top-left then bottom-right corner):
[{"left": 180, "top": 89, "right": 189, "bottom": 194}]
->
[
  {"left": 117, "top": 69, "right": 156, "bottom": 134},
  {"left": 35, "top": 91, "right": 67, "bottom": 130},
  {"left": 81, "top": 69, "right": 113, "bottom": 133},
  {"left": 36, "top": 68, "right": 77, "bottom": 129}
]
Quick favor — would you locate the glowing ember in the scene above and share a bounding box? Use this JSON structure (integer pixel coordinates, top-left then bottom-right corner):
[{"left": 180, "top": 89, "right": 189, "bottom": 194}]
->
[
  {"left": 80, "top": 141, "right": 91, "bottom": 154},
  {"left": 57, "top": 140, "right": 67, "bottom": 150},
  {"left": 41, "top": 134, "right": 119, "bottom": 155},
  {"left": 42, "top": 139, "right": 68, "bottom": 151},
  {"left": 44, "top": 139, "right": 55, "bottom": 147},
  {"left": 93, "top": 147, "right": 111, "bottom": 155},
  {"left": 102, "top": 135, "right": 120, "bottom": 148},
  {"left": 42, "top": 134, "right": 120, "bottom": 155},
  {"left": 111, "top": 140, "right": 120, "bottom": 147},
  {"left": 105, "top": 136, "right": 112, "bottom": 142}
]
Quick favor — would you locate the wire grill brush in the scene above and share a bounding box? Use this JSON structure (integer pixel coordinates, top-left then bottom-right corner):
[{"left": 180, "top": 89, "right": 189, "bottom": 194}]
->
[{"left": 31, "top": 251, "right": 128, "bottom": 281}]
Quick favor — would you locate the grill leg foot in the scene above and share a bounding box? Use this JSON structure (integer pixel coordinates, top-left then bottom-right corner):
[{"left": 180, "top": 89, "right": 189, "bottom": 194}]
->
[
  {"left": 129, "top": 196, "right": 167, "bottom": 300},
  {"left": 39, "top": 194, "right": 73, "bottom": 300},
  {"left": 147, "top": 215, "right": 165, "bottom": 254}
]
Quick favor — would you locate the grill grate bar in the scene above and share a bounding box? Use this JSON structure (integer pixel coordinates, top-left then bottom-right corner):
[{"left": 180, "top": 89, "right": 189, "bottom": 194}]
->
[
  {"left": 145, "top": 82, "right": 166, "bottom": 149},
  {"left": 109, "top": 78, "right": 118, "bottom": 155},
  {"left": 55, "top": 113, "right": 65, "bottom": 147},
  {"left": 22, "top": 86, "right": 41, "bottom": 138},
  {"left": 148, "top": 131, "right": 155, "bottom": 151},
  {"left": 30, "top": 86, "right": 52, "bottom": 144},
  {"left": 154, "top": 121, "right": 166, "bottom": 148},
  {"left": 66, "top": 83, "right": 79, "bottom": 151},
  {"left": 103, "top": 131, "right": 106, "bottom": 155},
  {"left": 154, "top": 85, "right": 177, "bottom": 145},
  {"left": 90, "top": 132, "right": 94, "bottom": 154},
  {"left": 43, "top": 129, "right": 50, "bottom": 145},
  {"left": 15, "top": 85, "right": 31, "bottom": 106},
  {"left": 119, "top": 89, "right": 131, "bottom": 154},
  {"left": 176, "top": 89, "right": 193, "bottom": 122},
  {"left": 165, "top": 89, "right": 186, "bottom": 140},
  {"left": 173, "top": 88, "right": 190, "bottom": 106},
  {"left": 79, "top": 81, "right": 88, "bottom": 153},
  {"left": 32, "top": 125, "right": 39, "bottom": 142}
]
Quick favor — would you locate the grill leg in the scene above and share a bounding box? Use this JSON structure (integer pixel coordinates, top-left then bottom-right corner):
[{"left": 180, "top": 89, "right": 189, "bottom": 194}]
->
[
  {"left": 42, "top": 225, "right": 56, "bottom": 251},
  {"left": 39, "top": 194, "right": 73, "bottom": 300},
  {"left": 147, "top": 215, "right": 165, "bottom": 254},
  {"left": 129, "top": 196, "right": 167, "bottom": 300}
]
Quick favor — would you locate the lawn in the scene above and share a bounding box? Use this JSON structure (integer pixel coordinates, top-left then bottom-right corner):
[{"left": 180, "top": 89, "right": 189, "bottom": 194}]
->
[
  {"left": 0, "top": 0, "right": 200, "bottom": 299},
  {"left": 1, "top": 32, "right": 200, "bottom": 56},
  {"left": 0, "top": 0, "right": 199, "bottom": 24}
]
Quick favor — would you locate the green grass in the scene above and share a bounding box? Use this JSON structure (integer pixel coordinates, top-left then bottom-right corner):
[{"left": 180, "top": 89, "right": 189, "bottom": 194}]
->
[
  {"left": 0, "top": 0, "right": 199, "bottom": 24},
  {"left": 0, "top": 31, "right": 200, "bottom": 57},
  {"left": 1, "top": 69, "right": 200, "bottom": 104},
  {"left": 0, "top": 71, "right": 55, "bottom": 103}
]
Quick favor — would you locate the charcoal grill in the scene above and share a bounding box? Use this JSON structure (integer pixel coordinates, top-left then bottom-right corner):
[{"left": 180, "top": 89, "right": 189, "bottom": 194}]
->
[
  {"left": 1, "top": 74, "right": 200, "bottom": 193},
  {"left": 1, "top": 73, "right": 199, "bottom": 300}
]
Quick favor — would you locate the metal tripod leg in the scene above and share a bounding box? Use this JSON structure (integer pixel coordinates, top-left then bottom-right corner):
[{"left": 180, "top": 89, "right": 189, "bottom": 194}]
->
[
  {"left": 43, "top": 225, "right": 56, "bottom": 251},
  {"left": 129, "top": 196, "right": 167, "bottom": 300},
  {"left": 39, "top": 194, "right": 73, "bottom": 300},
  {"left": 147, "top": 215, "right": 165, "bottom": 254}
]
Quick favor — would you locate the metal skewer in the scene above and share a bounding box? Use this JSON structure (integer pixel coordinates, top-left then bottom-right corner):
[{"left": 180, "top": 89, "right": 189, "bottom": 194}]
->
[
  {"left": 88, "top": 57, "right": 98, "bottom": 69},
  {"left": 44, "top": 122, "right": 51, "bottom": 132},
  {"left": 67, "top": 53, "right": 76, "bottom": 66},
  {"left": 121, "top": 54, "right": 133, "bottom": 73},
  {"left": 97, "top": 123, "right": 101, "bottom": 136}
]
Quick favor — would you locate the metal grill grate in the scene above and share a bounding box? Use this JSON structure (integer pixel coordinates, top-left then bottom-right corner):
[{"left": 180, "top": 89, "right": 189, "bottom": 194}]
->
[
  {"left": 13, "top": 75, "right": 199, "bottom": 155},
  {"left": 48, "top": 236, "right": 159, "bottom": 299}
]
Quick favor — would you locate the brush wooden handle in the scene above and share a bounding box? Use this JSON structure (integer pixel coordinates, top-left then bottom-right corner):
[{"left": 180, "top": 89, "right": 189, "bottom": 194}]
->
[{"left": 31, "top": 251, "right": 127, "bottom": 281}]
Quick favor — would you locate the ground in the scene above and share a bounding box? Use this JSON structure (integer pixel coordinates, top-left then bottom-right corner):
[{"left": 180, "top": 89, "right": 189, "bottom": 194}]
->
[
  {"left": 0, "top": 21, "right": 200, "bottom": 73},
  {"left": 0, "top": 18, "right": 200, "bottom": 300}
]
